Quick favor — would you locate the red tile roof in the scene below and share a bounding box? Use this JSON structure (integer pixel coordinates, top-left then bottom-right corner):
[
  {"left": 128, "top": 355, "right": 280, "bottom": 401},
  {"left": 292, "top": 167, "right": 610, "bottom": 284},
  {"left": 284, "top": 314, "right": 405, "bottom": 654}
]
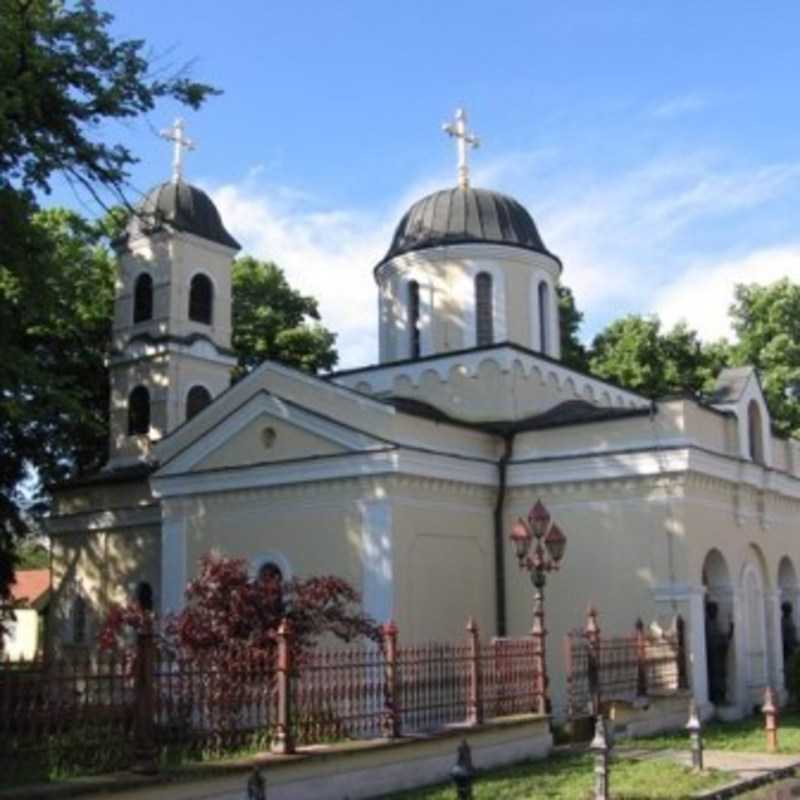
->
[{"left": 11, "top": 569, "right": 50, "bottom": 606}]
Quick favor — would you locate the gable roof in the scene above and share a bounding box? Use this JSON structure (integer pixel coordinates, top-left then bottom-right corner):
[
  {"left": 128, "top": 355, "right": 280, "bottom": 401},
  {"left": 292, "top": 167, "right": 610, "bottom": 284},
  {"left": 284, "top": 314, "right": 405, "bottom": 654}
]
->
[
  {"left": 709, "top": 366, "right": 759, "bottom": 404},
  {"left": 11, "top": 570, "right": 50, "bottom": 608}
]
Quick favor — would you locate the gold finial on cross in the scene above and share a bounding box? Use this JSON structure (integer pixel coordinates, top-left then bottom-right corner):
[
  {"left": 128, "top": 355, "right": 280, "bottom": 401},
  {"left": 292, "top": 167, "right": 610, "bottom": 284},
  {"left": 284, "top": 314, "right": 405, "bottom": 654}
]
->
[
  {"left": 442, "top": 108, "right": 480, "bottom": 190},
  {"left": 159, "top": 117, "right": 195, "bottom": 184}
]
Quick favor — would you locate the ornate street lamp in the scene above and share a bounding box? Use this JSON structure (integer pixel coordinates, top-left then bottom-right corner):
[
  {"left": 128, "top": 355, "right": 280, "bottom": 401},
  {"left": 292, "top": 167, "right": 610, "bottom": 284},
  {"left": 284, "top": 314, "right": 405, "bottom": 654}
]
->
[{"left": 510, "top": 499, "right": 567, "bottom": 714}]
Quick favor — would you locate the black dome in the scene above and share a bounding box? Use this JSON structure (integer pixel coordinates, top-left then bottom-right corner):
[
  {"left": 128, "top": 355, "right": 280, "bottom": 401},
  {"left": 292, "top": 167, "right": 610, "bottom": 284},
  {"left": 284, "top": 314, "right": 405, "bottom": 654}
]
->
[
  {"left": 126, "top": 180, "right": 240, "bottom": 250},
  {"left": 377, "top": 187, "right": 559, "bottom": 268}
]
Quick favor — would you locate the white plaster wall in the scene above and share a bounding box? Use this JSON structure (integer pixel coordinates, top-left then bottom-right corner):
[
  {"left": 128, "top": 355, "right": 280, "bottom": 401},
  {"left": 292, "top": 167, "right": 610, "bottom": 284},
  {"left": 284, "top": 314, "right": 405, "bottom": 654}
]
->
[{"left": 376, "top": 244, "right": 561, "bottom": 362}]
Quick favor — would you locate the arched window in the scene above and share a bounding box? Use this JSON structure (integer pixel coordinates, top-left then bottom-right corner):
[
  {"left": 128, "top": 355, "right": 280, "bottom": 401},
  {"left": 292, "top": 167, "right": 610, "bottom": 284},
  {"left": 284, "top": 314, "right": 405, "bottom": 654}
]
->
[
  {"left": 257, "top": 562, "right": 284, "bottom": 615},
  {"left": 189, "top": 274, "right": 213, "bottom": 324},
  {"left": 136, "top": 581, "right": 154, "bottom": 612},
  {"left": 748, "top": 400, "right": 764, "bottom": 464},
  {"left": 185, "top": 385, "right": 212, "bottom": 421},
  {"left": 133, "top": 273, "right": 153, "bottom": 323},
  {"left": 475, "top": 272, "right": 494, "bottom": 346},
  {"left": 538, "top": 281, "right": 550, "bottom": 355},
  {"left": 72, "top": 595, "right": 87, "bottom": 645},
  {"left": 128, "top": 386, "right": 150, "bottom": 435},
  {"left": 408, "top": 280, "right": 421, "bottom": 359}
]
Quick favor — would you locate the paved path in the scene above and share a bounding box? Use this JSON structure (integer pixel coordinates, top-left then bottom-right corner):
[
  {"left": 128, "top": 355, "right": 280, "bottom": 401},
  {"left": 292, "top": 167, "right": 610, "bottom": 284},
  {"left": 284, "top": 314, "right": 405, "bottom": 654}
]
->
[
  {"left": 619, "top": 747, "right": 800, "bottom": 797},
  {"left": 625, "top": 748, "right": 800, "bottom": 776}
]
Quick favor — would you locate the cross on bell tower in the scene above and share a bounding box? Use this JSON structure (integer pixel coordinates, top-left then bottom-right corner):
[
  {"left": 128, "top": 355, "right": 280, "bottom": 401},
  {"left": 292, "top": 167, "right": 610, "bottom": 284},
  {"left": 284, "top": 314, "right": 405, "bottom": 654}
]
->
[
  {"left": 442, "top": 108, "right": 480, "bottom": 190},
  {"left": 159, "top": 117, "right": 195, "bottom": 184}
]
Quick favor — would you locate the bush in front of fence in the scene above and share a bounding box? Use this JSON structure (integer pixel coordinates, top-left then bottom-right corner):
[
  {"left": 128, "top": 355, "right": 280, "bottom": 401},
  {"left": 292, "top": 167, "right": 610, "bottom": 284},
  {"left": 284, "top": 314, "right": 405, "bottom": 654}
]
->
[{"left": 99, "top": 552, "right": 382, "bottom": 659}]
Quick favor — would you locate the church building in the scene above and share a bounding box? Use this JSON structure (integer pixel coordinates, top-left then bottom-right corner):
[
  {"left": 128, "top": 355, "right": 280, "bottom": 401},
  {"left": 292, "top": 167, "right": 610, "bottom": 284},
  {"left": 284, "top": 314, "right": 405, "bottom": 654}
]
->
[{"left": 49, "top": 112, "right": 800, "bottom": 719}]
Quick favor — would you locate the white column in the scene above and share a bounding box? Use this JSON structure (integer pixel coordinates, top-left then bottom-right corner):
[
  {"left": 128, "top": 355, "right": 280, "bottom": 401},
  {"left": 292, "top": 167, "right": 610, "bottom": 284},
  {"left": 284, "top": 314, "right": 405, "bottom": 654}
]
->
[
  {"left": 687, "top": 589, "right": 710, "bottom": 711},
  {"left": 731, "top": 588, "right": 749, "bottom": 714},
  {"left": 766, "top": 590, "right": 786, "bottom": 701},
  {"left": 359, "top": 500, "right": 394, "bottom": 624},
  {"left": 160, "top": 514, "right": 187, "bottom": 616}
]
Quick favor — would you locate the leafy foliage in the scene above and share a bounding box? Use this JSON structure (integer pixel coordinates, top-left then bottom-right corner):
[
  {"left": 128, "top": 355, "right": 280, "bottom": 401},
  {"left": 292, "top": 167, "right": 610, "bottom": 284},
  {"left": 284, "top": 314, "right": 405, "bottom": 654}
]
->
[
  {"left": 729, "top": 279, "right": 800, "bottom": 437},
  {"left": 557, "top": 284, "right": 589, "bottom": 372},
  {"left": 99, "top": 552, "right": 380, "bottom": 658},
  {"left": 232, "top": 256, "right": 338, "bottom": 378},
  {"left": 0, "top": 0, "right": 217, "bottom": 200},
  {"left": 0, "top": 0, "right": 218, "bottom": 606},
  {"left": 1, "top": 209, "right": 116, "bottom": 613},
  {"left": 589, "top": 315, "right": 732, "bottom": 398}
]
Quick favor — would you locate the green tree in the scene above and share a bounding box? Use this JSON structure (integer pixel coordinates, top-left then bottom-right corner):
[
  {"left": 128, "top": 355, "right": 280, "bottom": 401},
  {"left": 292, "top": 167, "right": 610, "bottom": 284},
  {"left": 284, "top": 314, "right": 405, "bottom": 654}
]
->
[
  {"left": 0, "top": 0, "right": 218, "bottom": 604},
  {"left": 729, "top": 279, "right": 800, "bottom": 436},
  {"left": 1, "top": 208, "right": 115, "bottom": 607},
  {"left": 557, "top": 284, "right": 589, "bottom": 372},
  {"left": 589, "top": 315, "right": 730, "bottom": 398},
  {"left": 232, "top": 257, "right": 338, "bottom": 377}
]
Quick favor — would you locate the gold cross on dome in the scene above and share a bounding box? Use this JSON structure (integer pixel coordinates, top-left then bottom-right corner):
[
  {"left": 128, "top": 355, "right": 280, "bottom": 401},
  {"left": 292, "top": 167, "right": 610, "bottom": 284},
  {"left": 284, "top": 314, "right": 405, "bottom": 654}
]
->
[
  {"left": 159, "top": 117, "right": 195, "bottom": 184},
  {"left": 442, "top": 108, "right": 480, "bottom": 190}
]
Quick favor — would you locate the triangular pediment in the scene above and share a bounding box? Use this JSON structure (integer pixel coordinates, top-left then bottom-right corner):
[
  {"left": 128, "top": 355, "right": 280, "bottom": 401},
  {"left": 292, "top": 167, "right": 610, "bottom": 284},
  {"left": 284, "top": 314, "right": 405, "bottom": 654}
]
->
[{"left": 156, "top": 390, "right": 388, "bottom": 476}]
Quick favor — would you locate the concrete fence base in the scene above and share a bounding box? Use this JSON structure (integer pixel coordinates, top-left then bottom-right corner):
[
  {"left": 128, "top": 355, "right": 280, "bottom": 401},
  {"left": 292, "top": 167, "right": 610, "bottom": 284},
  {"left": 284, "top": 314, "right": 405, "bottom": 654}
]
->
[{"left": 81, "top": 715, "right": 552, "bottom": 800}]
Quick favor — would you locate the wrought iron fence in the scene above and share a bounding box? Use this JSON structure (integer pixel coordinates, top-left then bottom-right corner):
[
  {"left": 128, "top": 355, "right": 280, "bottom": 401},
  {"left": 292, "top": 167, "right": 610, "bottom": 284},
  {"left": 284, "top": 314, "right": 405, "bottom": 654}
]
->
[
  {"left": 564, "top": 609, "right": 687, "bottom": 719},
  {"left": 1, "top": 617, "right": 545, "bottom": 781},
  {"left": 0, "top": 652, "right": 135, "bottom": 782}
]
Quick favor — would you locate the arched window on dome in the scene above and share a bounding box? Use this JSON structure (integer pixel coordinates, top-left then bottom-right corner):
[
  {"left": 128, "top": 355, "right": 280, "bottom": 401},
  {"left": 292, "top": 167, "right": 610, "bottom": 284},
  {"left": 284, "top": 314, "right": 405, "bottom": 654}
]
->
[
  {"left": 128, "top": 386, "right": 150, "bottom": 436},
  {"left": 186, "top": 385, "right": 212, "bottom": 422},
  {"left": 538, "top": 281, "right": 550, "bottom": 355},
  {"left": 748, "top": 400, "right": 765, "bottom": 464},
  {"left": 408, "top": 280, "right": 421, "bottom": 359},
  {"left": 189, "top": 274, "right": 213, "bottom": 324},
  {"left": 475, "top": 272, "right": 494, "bottom": 346},
  {"left": 133, "top": 273, "right": 153, "bottom": 323}
]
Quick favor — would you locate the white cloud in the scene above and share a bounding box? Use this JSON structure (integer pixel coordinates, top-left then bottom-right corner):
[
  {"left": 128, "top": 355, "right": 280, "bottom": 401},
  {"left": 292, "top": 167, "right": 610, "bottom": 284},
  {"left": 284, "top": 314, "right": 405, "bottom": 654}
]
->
[
  {"left": 209, "top": 149, "right": 800, "bottom": 368},
  {"left": 650, "top": 92, "right": 708, "bottom": 119},
  {"left": 211, "top": 180, "right": 394, "bottom": 368},
  {"left": 654, "top": 245, "right": 800, "bottom": 341}
]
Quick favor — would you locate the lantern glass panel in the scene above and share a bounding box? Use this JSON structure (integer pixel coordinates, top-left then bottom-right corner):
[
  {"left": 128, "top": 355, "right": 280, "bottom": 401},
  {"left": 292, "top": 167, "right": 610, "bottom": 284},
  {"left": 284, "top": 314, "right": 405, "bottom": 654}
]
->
[
  {"left": 544, "top": 523, "right": 566, "bottom": 563},
  {"left": 529, "top": 500, "right": 551, "bottom": 539},
  {"left": 510, "top": 519, "right": 532, "bottom": 560}
]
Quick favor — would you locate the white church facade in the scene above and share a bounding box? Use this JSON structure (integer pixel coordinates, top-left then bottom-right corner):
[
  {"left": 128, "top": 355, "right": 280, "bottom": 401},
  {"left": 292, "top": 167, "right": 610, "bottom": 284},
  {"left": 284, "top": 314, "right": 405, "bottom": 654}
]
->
[{"left": 49, "top": 113, "right": 800, "bottom": 719}]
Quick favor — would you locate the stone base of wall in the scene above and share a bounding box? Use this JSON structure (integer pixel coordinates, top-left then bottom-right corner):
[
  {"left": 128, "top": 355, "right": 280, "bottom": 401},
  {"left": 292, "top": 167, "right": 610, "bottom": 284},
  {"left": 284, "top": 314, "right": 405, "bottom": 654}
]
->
[
  {"left": 94, "top": 715, "right": 552, "bottom": 800},
  {"left": 609, "top": 691, "right": 691, "bottom": 738}
]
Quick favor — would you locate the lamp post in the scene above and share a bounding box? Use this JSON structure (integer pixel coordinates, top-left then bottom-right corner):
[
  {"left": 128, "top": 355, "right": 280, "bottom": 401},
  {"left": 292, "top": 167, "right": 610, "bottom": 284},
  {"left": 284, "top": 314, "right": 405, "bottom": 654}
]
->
[{"left": 510, "top": 499, "right": 567, "bottom": 715}]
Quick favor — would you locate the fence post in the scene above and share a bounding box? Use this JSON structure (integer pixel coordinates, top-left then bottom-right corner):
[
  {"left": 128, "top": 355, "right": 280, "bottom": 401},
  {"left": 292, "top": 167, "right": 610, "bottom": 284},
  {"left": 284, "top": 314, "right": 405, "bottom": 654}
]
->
[
  {"left": 763, "top": 686, "right": 779, "bottom": 753},
  {"left": 590, "top": 713, "right": 610, "bottom": 800},
  {"left": 564, "top": 633, "right": 576, "bottom": 720},
  {"left": 271, "top": 619, "right": 295, "bottom": 754},
  {"left": 676, "top": 615, "right": 689, "bottom": 690},
  {"left": 466, "top": 618, "right": 483, "bottom": 727},
  {"left": 531, "top": 604, "right": 548, "bottom": 716},
  {"left": 382, "top": 620, "right": 401, "bottom": 738},
  {"left": 586, "top": 607, "right": 601, "bottom": 717},
  {"left": 635, "top": 618, "right": 648, "bottom": 699},
  {"left": 131, "top": 621, "right": 158, "bottom": 774}
]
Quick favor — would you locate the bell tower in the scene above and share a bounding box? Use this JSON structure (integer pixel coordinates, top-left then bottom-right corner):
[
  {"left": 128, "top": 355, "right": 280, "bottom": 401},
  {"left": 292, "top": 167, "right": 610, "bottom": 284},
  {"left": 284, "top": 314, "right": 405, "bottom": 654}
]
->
[{"left": 107, "top": 119, "right": 240, "bottom": 466}]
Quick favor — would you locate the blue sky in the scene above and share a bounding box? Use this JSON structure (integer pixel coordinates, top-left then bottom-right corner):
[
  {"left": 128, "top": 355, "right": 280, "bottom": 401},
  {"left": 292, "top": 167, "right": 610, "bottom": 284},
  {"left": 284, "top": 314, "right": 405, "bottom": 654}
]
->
[{"left": 53, "top": 1, "right": 800, "bottom": 367}]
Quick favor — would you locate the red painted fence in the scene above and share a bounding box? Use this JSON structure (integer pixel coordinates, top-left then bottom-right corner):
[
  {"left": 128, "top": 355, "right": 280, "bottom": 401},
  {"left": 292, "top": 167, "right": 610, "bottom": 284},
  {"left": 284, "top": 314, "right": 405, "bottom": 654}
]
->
[{"left": 1, "top": 618, "right": 544, "bottom": 779}]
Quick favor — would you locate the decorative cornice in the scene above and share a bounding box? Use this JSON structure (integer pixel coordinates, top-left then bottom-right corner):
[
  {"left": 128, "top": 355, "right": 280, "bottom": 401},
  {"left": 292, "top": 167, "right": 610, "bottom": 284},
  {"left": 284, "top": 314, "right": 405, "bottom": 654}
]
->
[
  {"left": 110, "top": 334, "right": 237, "bottom": 368},
  {"left": 46, "top": 504, "right": 161, "bottom": 535},
  {"left": 332, "top": 343, "right": 648, "bottom": 412}
]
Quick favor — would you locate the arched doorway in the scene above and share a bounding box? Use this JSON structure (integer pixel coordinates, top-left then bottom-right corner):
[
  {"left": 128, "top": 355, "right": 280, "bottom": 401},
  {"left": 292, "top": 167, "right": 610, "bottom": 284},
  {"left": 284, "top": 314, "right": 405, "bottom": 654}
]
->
[
  {"left": 702, "top": 549, "right": 736, "bottom": 707},
  {"left": 778, "top": 556, "right": 799, "bottom": 689},
  {"left": 740, "top": 545, "right": 770, "bottom": 705}
]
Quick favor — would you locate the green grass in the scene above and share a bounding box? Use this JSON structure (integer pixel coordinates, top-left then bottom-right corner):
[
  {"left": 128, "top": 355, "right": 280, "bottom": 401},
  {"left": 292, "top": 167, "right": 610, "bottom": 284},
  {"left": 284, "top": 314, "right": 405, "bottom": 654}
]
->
[
  {"left": 620, "top": 710, "right": 800, "bottom": 754},
  {"left": 386, "top": 752, "right": 732, "bottom": 799}
]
